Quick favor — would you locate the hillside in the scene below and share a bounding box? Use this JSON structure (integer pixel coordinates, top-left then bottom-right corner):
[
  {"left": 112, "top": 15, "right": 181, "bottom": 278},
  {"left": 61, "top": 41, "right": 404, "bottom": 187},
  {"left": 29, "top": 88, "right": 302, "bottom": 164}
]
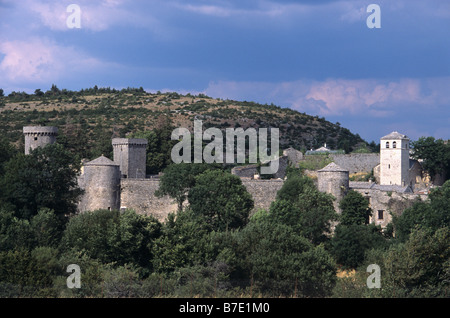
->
[{"left": 0, "top": 86, "right": 368, "bottom": 165}]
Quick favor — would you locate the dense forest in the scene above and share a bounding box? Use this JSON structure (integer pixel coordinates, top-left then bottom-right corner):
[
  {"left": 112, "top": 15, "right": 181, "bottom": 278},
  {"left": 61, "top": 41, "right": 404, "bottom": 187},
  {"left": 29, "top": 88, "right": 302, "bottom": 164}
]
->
[{"left": 0, "top": 86, "right": 448, "bottom": 298}]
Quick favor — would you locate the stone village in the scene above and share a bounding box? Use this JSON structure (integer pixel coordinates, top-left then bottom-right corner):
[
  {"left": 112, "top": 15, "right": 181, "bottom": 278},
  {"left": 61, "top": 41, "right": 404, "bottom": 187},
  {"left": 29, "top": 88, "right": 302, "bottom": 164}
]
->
[{"left": 23, "top": 126, "right": 437, "bottom": 228}]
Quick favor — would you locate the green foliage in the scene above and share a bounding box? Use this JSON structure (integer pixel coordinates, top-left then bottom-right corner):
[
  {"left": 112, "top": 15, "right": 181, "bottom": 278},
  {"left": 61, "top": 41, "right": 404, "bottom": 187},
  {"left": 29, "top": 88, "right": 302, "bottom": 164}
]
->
[
  {"left": 152, "top": 210, "right": 211, "bottom": 274},
  {"left": 271, "top": 177, "right": 338, "bottom": 245},
  {"left": 393, "top": 180, "right": 450, "bottom": 242},
  {"left": 331, "top": 224, "right": 388, "bottom": 269},
  {"left": 0, "top": 246, "right": 60, "bottom": 297},
  {"left": 188, "top": 170, "right": 254, "bottom": 232},
  {"left": 275, "top": 173, "right": 315, "bottom": 202},
  {"left": 411, "top": 136, "right": 450, "bottom": 182},
  {"left": 60, "top": 209, "right": 162, "bottom": 272},
  {"left": 0, "top": 207, "right": 62, "bottom": 251},
  {"left": 364, "top": 227, "right": 450, "bottom": 297},
  {"left": 130, "top": 116, "right": 177, "bottom": 175},
  {"left": 0, "top": 143, "right": 82, "bottom": 219},
  {"left": 57, "top": 249, "right": 107, "bottom": 298},
  {"left": 231, "top": 219, "right": 337, "bottom": 297},
  {"left": 156, "top": 163, "right": 217, "bottom": 211},
  {"left": 339, "top": 190, "right": 372, "bottom": 225},
  {"left": 0, "top": 137, "right": 17, "bottom": 177}
]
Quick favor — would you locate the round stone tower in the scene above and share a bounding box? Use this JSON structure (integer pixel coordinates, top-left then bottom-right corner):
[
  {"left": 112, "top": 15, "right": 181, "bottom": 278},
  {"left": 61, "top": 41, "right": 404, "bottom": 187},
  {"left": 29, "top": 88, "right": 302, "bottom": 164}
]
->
[
  {"left": 317, "top": 162, "right": 349, "bottom": 213},
  {"left": 78, "top": 155, "right": 121, "bottom": 212},
  {"left": 23, "top": 126, "right": 58, "bottom": 155}
]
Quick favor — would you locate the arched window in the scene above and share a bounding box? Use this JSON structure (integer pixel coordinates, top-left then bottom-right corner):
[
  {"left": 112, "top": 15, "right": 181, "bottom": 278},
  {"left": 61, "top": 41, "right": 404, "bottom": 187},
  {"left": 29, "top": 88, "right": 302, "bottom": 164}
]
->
[
  {"left": 386, "top": 142, "right": 389, "bottom": 148},
  {"left": 393, "top": 141, "right": 397, "bottom": 148}
]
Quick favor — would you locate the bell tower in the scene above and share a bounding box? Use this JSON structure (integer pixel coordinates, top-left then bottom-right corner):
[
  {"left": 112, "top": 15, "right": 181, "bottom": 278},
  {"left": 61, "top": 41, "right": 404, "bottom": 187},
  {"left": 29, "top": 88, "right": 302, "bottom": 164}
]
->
[{"left": 379, "top": 131, "right": 410, "bottom": 186}]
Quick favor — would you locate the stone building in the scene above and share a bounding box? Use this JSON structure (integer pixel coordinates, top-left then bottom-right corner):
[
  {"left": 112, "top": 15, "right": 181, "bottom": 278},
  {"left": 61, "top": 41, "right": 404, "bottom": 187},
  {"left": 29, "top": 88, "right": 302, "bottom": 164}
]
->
[
  {"left": 112, "top": 138, "right": 148, "bottom": 178},
  {"left": 23, "top": 126, "right": 58, "bottom": 155},
  {"left": 21, "top": 126, "right": 433, "bottom": 227},
  {"left": 317, "top": 162, "right": 349, "bottom": 213},
  {"left": 77, "top": 156, "right": 121, "bottom": 213},
  {"left": 379, "top": 131, "right": 412, "bottom": 186}
]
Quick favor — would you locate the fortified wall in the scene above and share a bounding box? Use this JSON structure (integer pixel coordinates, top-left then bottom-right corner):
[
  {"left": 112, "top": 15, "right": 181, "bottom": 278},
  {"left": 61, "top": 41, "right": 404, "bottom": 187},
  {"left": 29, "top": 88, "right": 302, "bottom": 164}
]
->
[
  {"left": 22, "top": 126, "right": 432, "bottom": 229},
  {"left": 119, "top": 178, "right": 285, "bottom": 222},
  {"left": 119, "top": 178, "right": 178, "bottom": 221}
]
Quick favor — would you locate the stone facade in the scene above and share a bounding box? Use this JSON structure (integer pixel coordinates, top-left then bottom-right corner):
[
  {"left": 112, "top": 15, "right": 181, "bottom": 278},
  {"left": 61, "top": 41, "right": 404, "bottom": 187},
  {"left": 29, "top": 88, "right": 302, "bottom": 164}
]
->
[
  {"left": 20, "top": 125, "right": 431, "bottom": 229},
  {"left": 77, "top": 156, "right": 121, "bottom": 213},
  {"left": 380, "top": 131, "right": 411, "bottom": 186},
  {"left": 241, "top": 179, "right": 284, "bottom": 213},
  {"left": 317, "top": 163, "right": 349, "bottom": 213},
  {"left": 350, "top": 181, "right": 427, "bottom": 228},
  {"left": 120, "top": 178, "right": 178, "bottom": 221},
  {"left": 23, "top": 126, "right": 58, "bottom": 155},
  {"left": 118, "top": 178, "right": 285, "bottom": 221},
  {"left": 112, "top": 138, "right": 148, "bottom": 178}
]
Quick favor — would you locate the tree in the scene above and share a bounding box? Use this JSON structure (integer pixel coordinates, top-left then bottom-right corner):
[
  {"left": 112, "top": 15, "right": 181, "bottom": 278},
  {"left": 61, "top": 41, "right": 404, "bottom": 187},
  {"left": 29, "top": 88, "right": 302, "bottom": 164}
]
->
[
  {"left": 371, "top": 227, "right": 450, "bottom": 297},
  {"left": 339, "top": 190, "right": 372, "bottom": 226},
  {"left": 152, "top": 209, "right": 211, "bottom": 274},
  {"left": 188, "top": 170, "right": 254, "bottom": 232},
  {"left": 60, "top": 209, "right": 162, "bottom": 271},
  {"left": 129, "top": 127, "right": 177, "bottom": 175},
  {"left": 155, "top": 163, "right": 216, "bottom": 212},
  {"left": 0, "top": 137, "right": 16, "bottom": 177},
  {"left": 0, "top": 89, "right": 4, "bottom": 97},
  {"left": 331, "top": 223, "right": 387, "bottom": 269},
  {"left": 411, "top": 136, "right": 450, "bottom": 183},
  {"left": 231, "top": 217, "right": 337, "bottom": 297},
  {"left": 34, "top": 89, "right": 44, "bottom": 97},
  {"left": 275, "top": 173, "right": 315, "bottom": 203},
  {"left": 393, "top": 180, "right": 450, "bottom": 242},
  {"left": 0, "top": 143, "right": 83, "bottom": 219},
  {"left": 270, "top": 181, "right": 338, "bottom": 245}
]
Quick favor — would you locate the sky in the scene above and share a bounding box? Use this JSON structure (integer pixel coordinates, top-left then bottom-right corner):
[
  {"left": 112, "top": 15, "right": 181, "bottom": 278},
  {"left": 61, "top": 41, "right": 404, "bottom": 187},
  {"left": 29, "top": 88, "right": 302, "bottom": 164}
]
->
[{"left": 0, "top": 0, "right": 449, "bottom": 143}]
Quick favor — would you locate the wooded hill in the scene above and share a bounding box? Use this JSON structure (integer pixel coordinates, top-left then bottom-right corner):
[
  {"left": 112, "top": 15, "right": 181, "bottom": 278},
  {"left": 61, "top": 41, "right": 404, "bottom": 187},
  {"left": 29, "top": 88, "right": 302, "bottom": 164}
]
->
[{"left": 0, "top": 85, "right": 371, "bottom": 167}]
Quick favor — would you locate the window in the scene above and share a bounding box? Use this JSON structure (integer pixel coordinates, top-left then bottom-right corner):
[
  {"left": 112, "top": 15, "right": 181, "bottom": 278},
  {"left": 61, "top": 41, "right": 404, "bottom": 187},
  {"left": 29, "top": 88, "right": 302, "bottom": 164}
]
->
[
  {"left": 393, "top": 141, "right": 397, "bottom": 148},
  {"left": 34, "top": 137, "right": 38, "bottom": 141},
  {"left": 378, "top": 210, "right": 384, "bottom": 220},
  {"left": 386, "top": 142, "right": 389, "bottom": 148}
]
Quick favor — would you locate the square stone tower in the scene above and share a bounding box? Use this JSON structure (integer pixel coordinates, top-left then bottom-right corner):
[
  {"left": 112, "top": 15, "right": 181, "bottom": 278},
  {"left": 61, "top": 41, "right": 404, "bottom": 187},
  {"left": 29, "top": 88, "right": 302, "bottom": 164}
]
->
[
  {"left": 380, "top": 131, "right": 410, "bottom": 186},
  {"left": 112, "top": 138, "right": 148, "bottom": 178}
]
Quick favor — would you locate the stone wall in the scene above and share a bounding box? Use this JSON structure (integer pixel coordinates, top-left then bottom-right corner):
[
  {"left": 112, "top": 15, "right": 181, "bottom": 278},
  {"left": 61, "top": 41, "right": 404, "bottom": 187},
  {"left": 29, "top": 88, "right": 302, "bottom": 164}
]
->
[
  {"left": 241, "top": 179, "right": 284, "bottom": 213},
  {"left": 330, "top": 153, "right": 379, "bottom": 174},
  {"left": 351, "top": 186, "right": 427, "bottom": 228},
  {"left": 120, "top": 178, "right": 178, "bottom": 221},
  {"left": 119, "top": 177, "right": 284, "bottom": 221}
]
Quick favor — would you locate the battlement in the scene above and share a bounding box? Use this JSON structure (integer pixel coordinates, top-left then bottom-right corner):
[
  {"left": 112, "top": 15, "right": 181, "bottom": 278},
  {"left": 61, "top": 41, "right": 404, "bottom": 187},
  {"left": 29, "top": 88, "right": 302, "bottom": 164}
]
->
[
  {"left": 23, "top": 126, "right": 58, "bottom": 155},
  {"left": 23, "top": 126, "right": 58, "bottom": 136},
  {"left": 112, "top": 138, "right": 148, "bottom": 147}
]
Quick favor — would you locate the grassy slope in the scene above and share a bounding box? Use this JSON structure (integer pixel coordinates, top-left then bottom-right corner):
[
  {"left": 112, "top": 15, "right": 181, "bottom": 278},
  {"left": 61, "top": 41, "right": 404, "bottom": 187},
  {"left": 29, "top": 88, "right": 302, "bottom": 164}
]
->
[{"left": 0, "top": 89, "right": 367, "bottom": 159}]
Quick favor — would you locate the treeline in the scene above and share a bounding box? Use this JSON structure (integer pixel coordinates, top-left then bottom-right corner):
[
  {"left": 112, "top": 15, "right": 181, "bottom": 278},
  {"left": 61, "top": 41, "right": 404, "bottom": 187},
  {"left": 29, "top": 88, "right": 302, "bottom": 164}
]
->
[
  {"left": 0, "top": 138, "right": 448, "bottom": 297},
  {"left": 0, "top": 85, "right": 148, "bottom": 103}
]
